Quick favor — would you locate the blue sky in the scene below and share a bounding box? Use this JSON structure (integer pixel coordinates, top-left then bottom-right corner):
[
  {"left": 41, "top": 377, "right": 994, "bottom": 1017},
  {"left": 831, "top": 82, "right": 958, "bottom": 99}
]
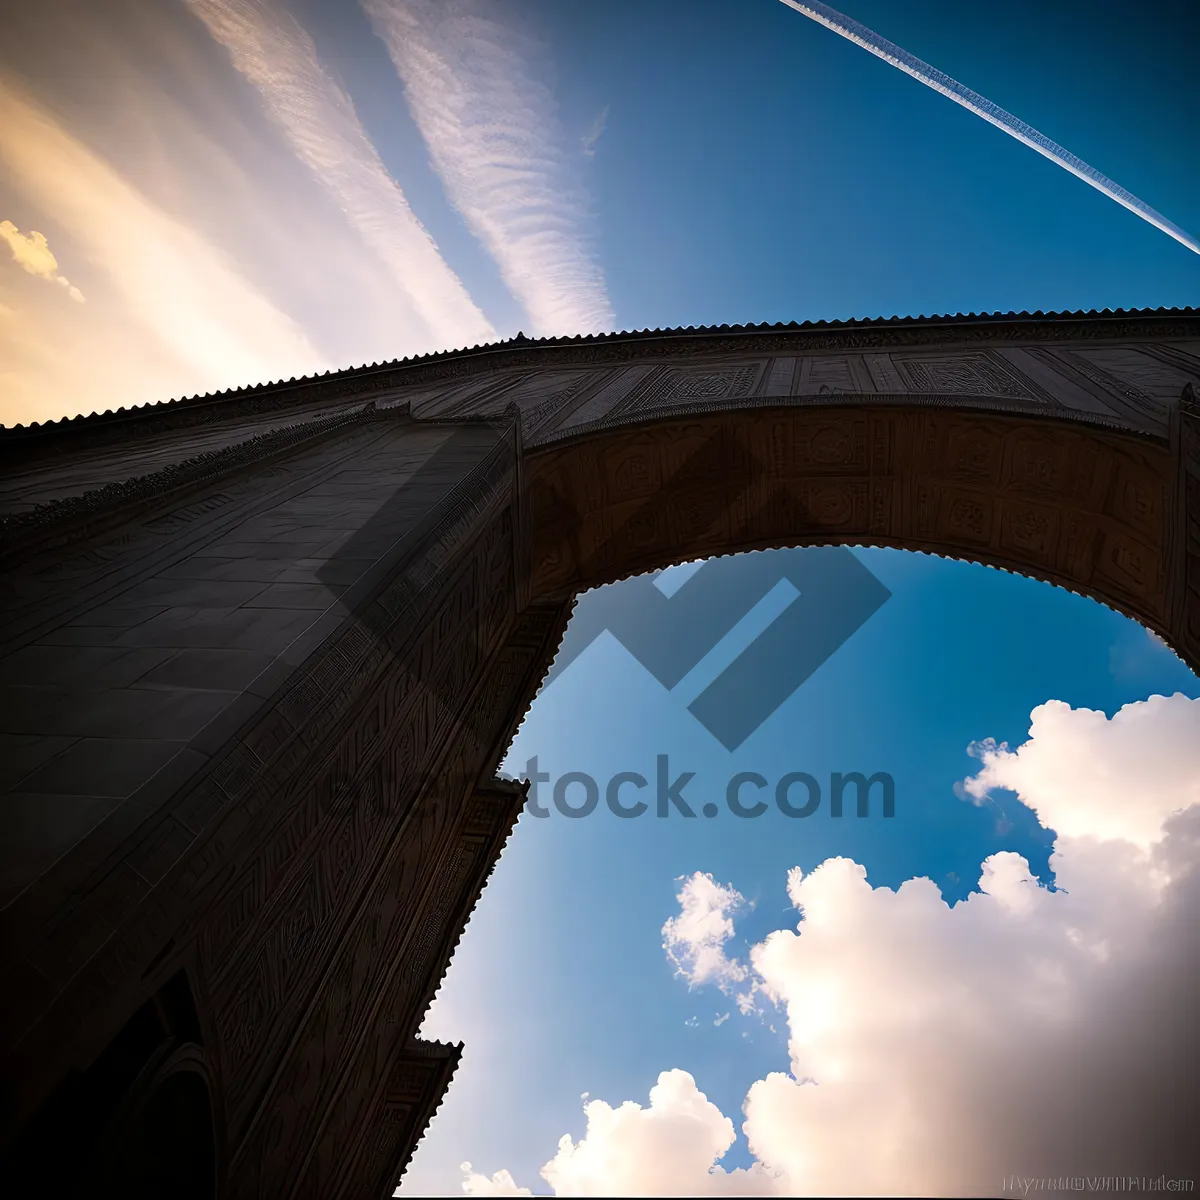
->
[
  {"left": 334, "top": 0, "right": 1196, "bottom": 304},
  {"left": 405, "top": 549, "right": 1198, "bottom": 1192},
  {"left": 2, "top": 1, "right": 1198, "bottom": 1195},
  {"left": 290, "top": 0, "right": 1200, "bottom": 333},
  {"left": 539, "top": 0, "right": 1200, "bottom": 326},
  {"left": 2, "top": 0, "right": 1198, "bottom": 429}
]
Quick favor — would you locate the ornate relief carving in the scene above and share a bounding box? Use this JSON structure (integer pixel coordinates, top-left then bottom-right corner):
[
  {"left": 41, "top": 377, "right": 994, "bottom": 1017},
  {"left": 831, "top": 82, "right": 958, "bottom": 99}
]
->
[
  {"left": 1076, "top": 346, "right": 1193, "bottom": 401},
  {"left": 421, "top": 372, "right": 528, "bottom": 420},
  {"left": 892, "top": 350, "right": 1054, "bottom": 404},
  {"left": 497, "top": 369, "right": 591, "bottom": 413},
  {"left": 214, "top": 651, "right": 496, "bottom": 1144},
  {"left": 1054, "top": 349, "right": 1165, "bottom": 419},
  {"left": 526, "top": 405, "right": 1174, "bottom": 644},
  {"left": 944, "top": 425, "right": 1001, "bottom": 483},
  {"left": 200, "top": 446, "right": 524, "bottom": 1154},
  {"left": 945, "top": 494, "right": 991, "bottom": 542},
  {"left": 1001, "top": 505, "right": 1056, "bottom": 557},
  {"left": 1171, "top": 383, "right": 1200, "bottom": 662},
  {"left": 863, "top": 353, "right": 906, "bottom": 392},
  {"left": 802, "top": 419, "right": 867, "bottom": 469},
  {"left": 1003, "top": 430, "right": 1074, "bottom": 497},
  {"left": 4, "top": 311, "right": 1195, "bottom": 454},
  {"left": 556, "top": 365, "right": 657, "bottom": 431},
  {"left": 804, "top": 356, "right": 856, "bottom": 395},
  {"left": 758, "top": 357, "right": 798, "bottom": 397},
  {"left": 231, "top": 640, "right": 544, "bottom": 1195},
  {"left": 1142, "top": 343, "right": 1200, "bottom": 379},
  {"left": 605, "top": 363, "right": 762, "bottom": 422},
  {"left": 518, "top": 371, "right": 601, "bottom": 438},
  {"left": 531, "top": 387, "right": 1146, "bottom": 451},
  {"left": 351, "top": 1044, "right": 461, "bottom": 1200}
]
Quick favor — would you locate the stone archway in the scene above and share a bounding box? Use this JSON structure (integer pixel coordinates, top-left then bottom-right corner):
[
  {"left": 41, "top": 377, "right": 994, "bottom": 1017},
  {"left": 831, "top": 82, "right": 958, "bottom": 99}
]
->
[
  {"left": 525, "top": 403, "right": 1177, "bottom": 640},
  {"left": 0, "top": 309, "right": 1197, "bottom": 1198},
  {"left": 80, "top": 1045, "right": 218, "bottom": 1200}
]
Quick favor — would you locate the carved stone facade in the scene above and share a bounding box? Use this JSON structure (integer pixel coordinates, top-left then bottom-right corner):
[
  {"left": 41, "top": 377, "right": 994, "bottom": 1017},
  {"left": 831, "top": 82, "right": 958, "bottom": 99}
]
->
[{"left": 1, "top": 308, "right": 1198, "bottom": 1197}]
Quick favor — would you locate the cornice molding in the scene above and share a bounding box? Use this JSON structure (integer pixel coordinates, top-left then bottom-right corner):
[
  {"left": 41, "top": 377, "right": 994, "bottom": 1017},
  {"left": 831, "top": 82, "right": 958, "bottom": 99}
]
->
[{"left": 3, "top": 307, "right": 1197, "bottom": 446}]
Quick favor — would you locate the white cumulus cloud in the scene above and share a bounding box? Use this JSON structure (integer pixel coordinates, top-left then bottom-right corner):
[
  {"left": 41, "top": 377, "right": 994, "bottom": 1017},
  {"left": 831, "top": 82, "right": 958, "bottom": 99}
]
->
[
  {"left": 581, "top": 105, "right": 609, "bottom": 158},
  {"left": 362, "top": 0, "right": 614, "bottom": 337},
  {"left": 538, "top": 1070, "right": 772, "bottom": 1197},
  {"left": 662, "top": 871, "right": 751, "bottom": 992},
  {"left": 463, "top": 693, "right": 1200, "bottom": 1195},
  {"left": 961, "top": 694, "right": 1200, "bottom": 850},
  {"left": 460, "top": 1161, "right": 532, "bottom": 1196}
]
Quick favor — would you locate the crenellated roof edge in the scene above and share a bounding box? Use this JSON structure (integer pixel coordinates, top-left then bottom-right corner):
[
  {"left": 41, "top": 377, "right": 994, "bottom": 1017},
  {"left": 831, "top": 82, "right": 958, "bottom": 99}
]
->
[{"left": 3, "top": 305, "right": 1198, "bottom": 442}]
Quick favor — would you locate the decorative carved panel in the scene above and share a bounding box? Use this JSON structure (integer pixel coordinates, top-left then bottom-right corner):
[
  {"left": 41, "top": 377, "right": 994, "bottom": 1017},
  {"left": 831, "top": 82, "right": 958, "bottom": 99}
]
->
[
  {"left": 758, "top": 357, "right": 798, "bottom": 397},
  {"left": 892, "top": 350, "right": 1053, "bottom": 404},
  {"left": 557, "top": 366, "right": 656, "bottom": 431},
  {"left": 1078, "top": 346, "right": 1194, "bottom": 402},
  {"left": 605, "top": 362, "right": 763, "bottom": 421},
  {"left": 803, "top": 356, "right": 856, "bottom": 395}
]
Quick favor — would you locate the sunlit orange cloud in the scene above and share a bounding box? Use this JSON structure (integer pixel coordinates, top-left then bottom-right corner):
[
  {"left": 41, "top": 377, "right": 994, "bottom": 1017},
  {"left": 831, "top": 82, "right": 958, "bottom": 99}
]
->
[
  {"left": 0, "top": 0, "right": 509, "bottom": 428},
  {"left": 0, "top": 272, "right": 143, "bottom": 428},
  {"left": 0, "top": 76, "right": 332, "bottom": 427},
  {"left": 0, "top": 226, "right": 231, "bottom": 431},
  {"left": 0, "top": 220, "right": 84, "bottom": 302}
]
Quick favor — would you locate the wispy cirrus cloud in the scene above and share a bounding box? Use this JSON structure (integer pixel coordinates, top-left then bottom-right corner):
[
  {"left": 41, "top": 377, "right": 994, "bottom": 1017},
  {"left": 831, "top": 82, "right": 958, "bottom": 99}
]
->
[
  {"left": 185, "top": 0, "right": 496, "bottom": 351},
  {"left": 581, "top": 105, "right": 609, "bottom": 158},
  {"left": 362, "top": 0, "right": 615, "bottom": 337},
  {"left": 0, "top": 220, "right": 84, "bottom": 301}
]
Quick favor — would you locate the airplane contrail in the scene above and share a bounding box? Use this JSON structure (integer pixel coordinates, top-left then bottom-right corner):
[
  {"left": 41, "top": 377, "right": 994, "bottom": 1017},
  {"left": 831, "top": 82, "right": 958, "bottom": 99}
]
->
[{"left": 779, "top": 0, "right": 1200, "bottom": 256}]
